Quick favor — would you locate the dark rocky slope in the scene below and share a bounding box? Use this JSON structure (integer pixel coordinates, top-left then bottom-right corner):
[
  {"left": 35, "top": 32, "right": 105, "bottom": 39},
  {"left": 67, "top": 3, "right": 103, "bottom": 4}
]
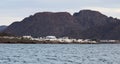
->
[
  {"left": 4, "top": 12, "right": 80, "bottom": 37},
  {"left": 4, "top": 10, "right": 120, "bottom": 39},
  {"left": 73, "top": 10, "right": 120, "bottom": 39}
]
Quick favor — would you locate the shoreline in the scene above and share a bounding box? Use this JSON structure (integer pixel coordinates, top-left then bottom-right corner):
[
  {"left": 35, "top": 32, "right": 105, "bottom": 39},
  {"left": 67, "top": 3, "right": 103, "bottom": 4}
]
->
[
  {"left": 0, "top": 41, "right": 119, "bottom": 44},
  {"left": 0, "top": 36, "right": 119, "bottom": 44}
]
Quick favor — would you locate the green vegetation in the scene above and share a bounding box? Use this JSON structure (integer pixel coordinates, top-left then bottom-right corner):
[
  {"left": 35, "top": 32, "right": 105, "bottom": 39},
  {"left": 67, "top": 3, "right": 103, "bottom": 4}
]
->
[
  {"left": 0, "top": 32, "right": 14, "bottom": 36},
  {"left": 0, "top": 37, "right": 40, "bottom": 44}
]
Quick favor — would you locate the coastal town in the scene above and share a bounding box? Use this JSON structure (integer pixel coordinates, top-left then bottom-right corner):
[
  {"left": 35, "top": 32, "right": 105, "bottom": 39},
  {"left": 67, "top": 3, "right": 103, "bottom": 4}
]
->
[
  {"left": 24, "top": 36, "right": 97, "bottom": 44},
  {"left": 0, "top": 35, "right": 119, "bottom": 44}
]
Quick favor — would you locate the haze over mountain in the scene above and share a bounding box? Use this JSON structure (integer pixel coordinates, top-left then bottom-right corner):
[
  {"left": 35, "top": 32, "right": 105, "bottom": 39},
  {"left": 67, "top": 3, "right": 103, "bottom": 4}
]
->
[
  {"left": 4, "top": 10, "right": 120, "bottom": 39},
  {"left": 0, "top": 26, "right": 7, "bottom": 32}
]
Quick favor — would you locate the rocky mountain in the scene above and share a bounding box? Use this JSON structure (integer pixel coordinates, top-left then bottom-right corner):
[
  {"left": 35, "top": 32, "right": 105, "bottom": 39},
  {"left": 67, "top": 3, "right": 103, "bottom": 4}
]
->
[
  {"left": 0, "top": 26, "right": 7, "bottom": 32},
  {"left": 4, "top": 10, "right": 120, "bottom": 39},
  {"left": 73, "top": 10, "right": 120, "bottom": 39},
  {"left": 4, "top": 12, "right": 80, "bottom": 38}
]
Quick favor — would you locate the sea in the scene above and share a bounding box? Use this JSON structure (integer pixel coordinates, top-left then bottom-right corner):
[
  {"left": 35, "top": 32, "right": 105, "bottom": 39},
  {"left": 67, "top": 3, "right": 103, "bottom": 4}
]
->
[{"left": 0, "top": 44, "right": 120, "bottom": 64}]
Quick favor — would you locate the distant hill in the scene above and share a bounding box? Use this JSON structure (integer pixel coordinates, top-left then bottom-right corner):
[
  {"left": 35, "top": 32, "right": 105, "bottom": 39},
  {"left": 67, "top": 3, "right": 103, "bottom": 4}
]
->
[
  {"left": 4, "top": 10, "right": 120, "bottom": 39},
  {"left": 0, "top": 26, "right": 7, "bottom": 32}
]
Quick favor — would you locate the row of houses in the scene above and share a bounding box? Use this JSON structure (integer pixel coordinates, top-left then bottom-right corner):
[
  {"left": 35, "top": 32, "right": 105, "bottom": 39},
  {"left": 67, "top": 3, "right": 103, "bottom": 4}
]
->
[
  {"left": 22, "top": 36, "right": 97, "bottom": 43},
  {"left": 1, "top": 36, "right": 119, "bottom": 43}
]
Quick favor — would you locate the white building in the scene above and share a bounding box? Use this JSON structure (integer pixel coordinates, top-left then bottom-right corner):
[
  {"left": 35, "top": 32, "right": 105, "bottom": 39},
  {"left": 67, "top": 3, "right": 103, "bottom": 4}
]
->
[
  {"left": 46, "top": 36, "right": 57, "bottom": 39},
  {"left": 77, "top": 39, "right": 84, "bottom": 42},
  {"left": 23, "top": 36, "right": 32, "bottom": 39}
]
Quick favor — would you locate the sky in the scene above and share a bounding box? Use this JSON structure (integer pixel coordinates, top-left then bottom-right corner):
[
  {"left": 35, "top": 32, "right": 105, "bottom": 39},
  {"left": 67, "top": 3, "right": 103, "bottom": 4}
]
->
[{"left": 0, "top": 0, "right": 120, "bottom": 25}]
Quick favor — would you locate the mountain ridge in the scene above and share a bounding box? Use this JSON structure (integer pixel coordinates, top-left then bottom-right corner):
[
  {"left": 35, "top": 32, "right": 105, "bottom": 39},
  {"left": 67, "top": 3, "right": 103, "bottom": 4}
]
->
[{"left": 4, "top": 10, "right": 120, "bottom": 39}]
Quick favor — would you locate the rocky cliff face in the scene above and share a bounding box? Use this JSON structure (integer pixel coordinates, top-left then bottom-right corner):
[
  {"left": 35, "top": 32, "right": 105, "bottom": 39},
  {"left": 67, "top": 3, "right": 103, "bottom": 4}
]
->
[
  {"left": 73, "top": 10, "right": 108, "bottom": 30},
  {"left": 73, "top": 10, "right": 120, "bottom": 39},
  {"left": 4, "top": 10, "right": 120, "bottom": 39}
]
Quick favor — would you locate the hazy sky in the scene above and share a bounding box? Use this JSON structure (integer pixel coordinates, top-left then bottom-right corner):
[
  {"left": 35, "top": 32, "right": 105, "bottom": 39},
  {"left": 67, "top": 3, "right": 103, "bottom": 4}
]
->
[{"left": 0, "top": 0, "right": 120, "bottom": 25}]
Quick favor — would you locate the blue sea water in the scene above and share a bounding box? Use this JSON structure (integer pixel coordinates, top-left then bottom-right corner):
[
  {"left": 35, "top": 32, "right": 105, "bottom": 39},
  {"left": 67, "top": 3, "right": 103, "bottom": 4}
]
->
[{"left": 0, "top": 44, "right": 120, "bottom": 64}]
